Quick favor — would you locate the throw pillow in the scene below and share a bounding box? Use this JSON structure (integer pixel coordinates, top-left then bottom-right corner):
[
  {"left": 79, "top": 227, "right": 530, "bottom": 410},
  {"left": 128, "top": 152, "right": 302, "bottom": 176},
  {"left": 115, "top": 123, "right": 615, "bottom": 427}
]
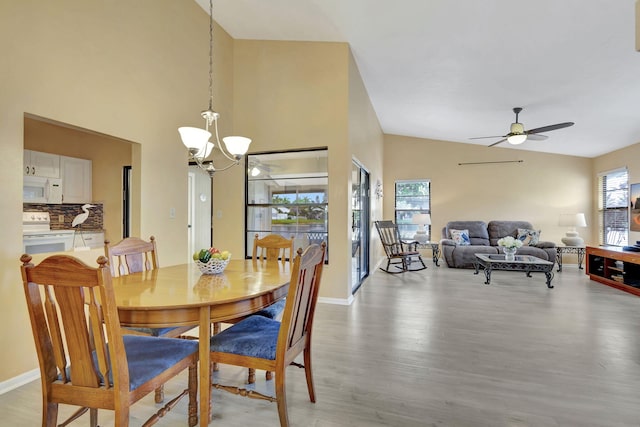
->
[
  {"left": 450, "top": 229, "right": 471, "bottom": 246},
  {"left": 517, "top": 228, "right": 541, "bottom": 246}
]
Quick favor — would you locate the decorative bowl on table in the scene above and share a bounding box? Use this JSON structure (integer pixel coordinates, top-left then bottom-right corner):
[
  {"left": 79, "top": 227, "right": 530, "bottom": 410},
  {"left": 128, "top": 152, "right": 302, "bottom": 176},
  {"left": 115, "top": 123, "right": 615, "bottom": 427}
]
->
[{"left": 196, "top": 256, "right": 231, "bottom": 275}]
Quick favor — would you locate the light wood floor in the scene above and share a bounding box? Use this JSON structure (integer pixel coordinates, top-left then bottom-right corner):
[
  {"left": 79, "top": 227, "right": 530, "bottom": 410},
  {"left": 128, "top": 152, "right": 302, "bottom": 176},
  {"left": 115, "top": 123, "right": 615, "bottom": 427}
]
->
[{"left": 3, "top": 262, "right": 640, "bottom": 426}]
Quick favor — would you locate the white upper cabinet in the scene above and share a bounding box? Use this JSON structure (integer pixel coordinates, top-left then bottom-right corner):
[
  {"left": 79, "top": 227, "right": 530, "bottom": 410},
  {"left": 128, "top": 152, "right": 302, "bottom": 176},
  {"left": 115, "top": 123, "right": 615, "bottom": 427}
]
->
[
  {"left": 60, "top": 155, "right": 92, "bottom": 203},
  {"left": 24, "top": 150, "right": 60, "bottom": 178}
]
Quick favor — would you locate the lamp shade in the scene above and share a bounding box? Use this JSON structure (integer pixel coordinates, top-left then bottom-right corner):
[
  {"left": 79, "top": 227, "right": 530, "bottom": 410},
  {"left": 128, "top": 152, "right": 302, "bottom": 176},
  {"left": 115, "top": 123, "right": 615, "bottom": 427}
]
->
[
  {"left": 179, "top": 127, "right": 211, "bottom": 151},
  {"left": 222, "top": 136, "right": 252, "bottom": 156},
  {"left": 559, "top": 213, "right": 587, "bottom": 227},
  {"left": 412, "top": 213, "right": 431, "bottom": 225}
]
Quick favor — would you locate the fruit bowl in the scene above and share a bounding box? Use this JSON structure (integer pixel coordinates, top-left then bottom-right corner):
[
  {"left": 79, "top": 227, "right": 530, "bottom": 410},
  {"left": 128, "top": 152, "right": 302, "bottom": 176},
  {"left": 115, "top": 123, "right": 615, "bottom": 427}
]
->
[{"left": 196, "top": 256, "right": 231, "bottom": 275}]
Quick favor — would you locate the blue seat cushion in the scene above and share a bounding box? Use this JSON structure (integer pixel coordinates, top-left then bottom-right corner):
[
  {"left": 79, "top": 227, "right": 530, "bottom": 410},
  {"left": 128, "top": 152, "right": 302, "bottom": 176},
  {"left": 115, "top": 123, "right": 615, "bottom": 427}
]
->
[
  {"left": 89, "top": 335, "right": 198, "bottom": 391},
  {"left": 210, "top": 315, "right": 280, "bottom": 360},
  {"left": 124, "top": 326, "right": 184, "bottom": 337},
  {"left": 254, "top": 299, "right": 286, "bottom": 319}
]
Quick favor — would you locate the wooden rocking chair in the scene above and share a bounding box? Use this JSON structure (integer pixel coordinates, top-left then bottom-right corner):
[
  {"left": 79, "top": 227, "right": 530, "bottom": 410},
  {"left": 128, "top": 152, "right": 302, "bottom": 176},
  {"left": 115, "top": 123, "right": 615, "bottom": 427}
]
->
[{"left": 374, "top": 220, "right": 427, "bottom": 273}]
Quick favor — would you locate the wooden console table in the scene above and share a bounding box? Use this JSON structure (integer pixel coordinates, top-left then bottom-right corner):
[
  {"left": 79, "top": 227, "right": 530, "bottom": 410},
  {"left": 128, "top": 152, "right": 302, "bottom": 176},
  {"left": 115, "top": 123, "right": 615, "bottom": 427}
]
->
[{"left": 585, "top": 246, "right": 640, "bottom": 296}]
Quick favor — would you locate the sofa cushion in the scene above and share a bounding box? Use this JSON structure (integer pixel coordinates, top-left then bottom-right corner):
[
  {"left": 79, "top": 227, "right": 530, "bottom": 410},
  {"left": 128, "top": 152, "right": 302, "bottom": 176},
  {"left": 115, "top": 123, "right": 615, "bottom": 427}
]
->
[
  {"left": 487, "top": 221, "right": 534, "bottom": 246},
  {"left": 443, "top": 221, "right": 490, "bottom": 246},
  {"left": 517, "top": 228, "right": 541, "bottom": 245},
  {"left": 450, "top": 229, "right": 471, "bottom": 245}
]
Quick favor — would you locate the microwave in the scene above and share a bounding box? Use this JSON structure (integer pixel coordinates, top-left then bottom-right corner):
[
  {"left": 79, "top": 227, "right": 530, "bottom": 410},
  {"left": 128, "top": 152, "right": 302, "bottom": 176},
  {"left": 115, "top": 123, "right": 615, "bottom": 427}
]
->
[{"left": 23, "top": 176, "right": 63, "bottom": 204}]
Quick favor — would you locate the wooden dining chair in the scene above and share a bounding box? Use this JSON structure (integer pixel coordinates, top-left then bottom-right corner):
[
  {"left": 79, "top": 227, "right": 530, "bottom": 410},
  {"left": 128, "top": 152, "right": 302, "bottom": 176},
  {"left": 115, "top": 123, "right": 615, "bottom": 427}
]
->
[
  {"left": 105, "top": 236, "right": 195, "bottom": 403},
  {"left": 213, "top": 234, "right": 294, "bottom": 384},
  {"left": 209, "top": 243, "right": 326, "bottom": 427},
  {"left": 253, "top": 233, "right": 295, "bottom": 265},
  {"left": 20, "top": 254, "right": 199, "bottom": 427}
]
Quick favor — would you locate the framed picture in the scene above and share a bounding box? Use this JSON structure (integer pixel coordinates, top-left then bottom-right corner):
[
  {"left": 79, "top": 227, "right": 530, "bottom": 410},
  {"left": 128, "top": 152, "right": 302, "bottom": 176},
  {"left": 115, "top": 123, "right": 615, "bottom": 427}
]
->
[{"left": 631, "top": 183, "right": 640, "bottom": 232}]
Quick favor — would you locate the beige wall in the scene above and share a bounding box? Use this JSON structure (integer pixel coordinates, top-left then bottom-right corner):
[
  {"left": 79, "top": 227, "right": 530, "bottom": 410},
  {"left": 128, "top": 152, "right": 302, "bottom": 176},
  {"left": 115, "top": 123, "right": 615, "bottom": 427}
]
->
[
  {"left": 24, "top": 117, "right": 132, "bottom": 241},
  {"left": 592, "top": 143, "right": 640, "bottom": 245},
  {"left": 229, "top": 40, "right": 355, "bottom": 301},
  {"left": 0, "top": 0, "right": 221, "bottom": 382},
  {"left": 383, "top": 135, "right": 593, "bottom": 246},
  {"left": 347, "top": 52, "right": 386, "bottom": 271}
]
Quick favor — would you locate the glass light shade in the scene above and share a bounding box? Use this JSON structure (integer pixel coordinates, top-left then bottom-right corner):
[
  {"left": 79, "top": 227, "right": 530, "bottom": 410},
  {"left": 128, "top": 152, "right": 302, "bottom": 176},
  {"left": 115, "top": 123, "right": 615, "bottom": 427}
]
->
[
  {"left": 178, "top": 127, "right": 212, "bottom": 150},
  {"left": 250, "top": 166, "right": 261, "bottom": 177},
  {"left": 222, "top": 136, "right": 252, "bottom": 156},
  {"left": 507, "top": 134, "right": 527, "bottom": 145},
  {"left": 195, "top": 142, "right": 214, "bottom": 160}
]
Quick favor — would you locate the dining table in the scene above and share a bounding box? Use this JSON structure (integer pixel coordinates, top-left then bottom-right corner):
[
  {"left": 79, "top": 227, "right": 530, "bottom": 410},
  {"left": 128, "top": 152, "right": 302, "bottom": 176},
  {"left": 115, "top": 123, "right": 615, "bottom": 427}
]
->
[{"left": 112, "top": 259, "right": 291, "bottom": 426}]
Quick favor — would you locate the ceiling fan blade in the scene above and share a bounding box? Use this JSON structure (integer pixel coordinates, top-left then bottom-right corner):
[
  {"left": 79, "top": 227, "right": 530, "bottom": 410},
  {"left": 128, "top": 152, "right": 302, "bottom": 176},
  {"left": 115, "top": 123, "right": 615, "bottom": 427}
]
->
[
  {"left": 488, "top": 138, "right": 507, "bottom": 147},
  {"left": 526, "top": 134, "right": 549, "bottom": 141},
  {"left": 526, "top": 122, "right": 574, "bottom": 135},
  {"left": 469, "top": 135, "right": 507, "bottom": 140}
]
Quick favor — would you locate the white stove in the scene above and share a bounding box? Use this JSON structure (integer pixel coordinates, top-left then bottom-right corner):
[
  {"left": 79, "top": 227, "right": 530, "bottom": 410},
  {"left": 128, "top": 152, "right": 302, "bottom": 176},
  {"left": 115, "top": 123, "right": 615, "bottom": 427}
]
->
[{"left": 23, "top": 211, "right": 75, "bottom": 254}]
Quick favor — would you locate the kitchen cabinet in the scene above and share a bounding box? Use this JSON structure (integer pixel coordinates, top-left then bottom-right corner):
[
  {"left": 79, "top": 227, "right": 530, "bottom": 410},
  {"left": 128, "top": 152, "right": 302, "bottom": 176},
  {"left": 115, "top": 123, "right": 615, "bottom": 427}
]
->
[
  {"left": 24, "top": 150, "right": 60, "bottom": 178},
  {"left": 61, "top": 155, "right": 92, "bottom": 203},
  {"left": 73, "top": 230, "right": 104, "bottom": 249}
]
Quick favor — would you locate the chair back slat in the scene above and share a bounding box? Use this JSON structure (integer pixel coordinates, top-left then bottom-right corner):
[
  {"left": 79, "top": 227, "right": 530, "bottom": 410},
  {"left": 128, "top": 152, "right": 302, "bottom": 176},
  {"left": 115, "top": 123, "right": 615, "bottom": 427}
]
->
[
  {"left": 88, "top": 287, "right": 111, "bottom": 389},
  {"left": 43, "top": 285, "right": 68, "bottom": 382},
  {"left": 278, "top": 243, "right": 326, "bottom": 358},
  {"left": 54, "top": 284, "right": 100, "bottom": 387},
  {"left": 105, "top": 236, "right": 158, "bottom": 277},
  {"left": 253, "top": 234, "right": 295, "bottom": 265},
  {"left": 21, "top": 255, "right": 125, "bottom": 390},
  {"left": 375, "top": 220, "right": 403, "bottom": 256}
]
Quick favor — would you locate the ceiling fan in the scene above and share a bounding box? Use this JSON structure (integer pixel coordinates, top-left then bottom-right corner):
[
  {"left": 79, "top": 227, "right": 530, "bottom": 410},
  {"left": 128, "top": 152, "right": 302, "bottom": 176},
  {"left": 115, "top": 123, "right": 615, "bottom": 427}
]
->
[{"left": 471, "top": 107, "right": 574, "bottom": 147}]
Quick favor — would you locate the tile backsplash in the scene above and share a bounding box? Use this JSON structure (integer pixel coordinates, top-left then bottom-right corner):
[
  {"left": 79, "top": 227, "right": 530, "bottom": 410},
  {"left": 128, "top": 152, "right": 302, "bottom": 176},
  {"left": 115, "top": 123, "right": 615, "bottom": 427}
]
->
[{"left": 23, "top": 203, "right": 104, "bottom": 231}]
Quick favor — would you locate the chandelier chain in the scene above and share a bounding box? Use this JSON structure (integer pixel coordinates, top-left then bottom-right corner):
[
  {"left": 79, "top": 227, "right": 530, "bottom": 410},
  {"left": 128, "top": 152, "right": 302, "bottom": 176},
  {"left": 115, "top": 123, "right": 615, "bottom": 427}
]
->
[{"left": 208, "top": 0, "right": 214, "bottom": 112}]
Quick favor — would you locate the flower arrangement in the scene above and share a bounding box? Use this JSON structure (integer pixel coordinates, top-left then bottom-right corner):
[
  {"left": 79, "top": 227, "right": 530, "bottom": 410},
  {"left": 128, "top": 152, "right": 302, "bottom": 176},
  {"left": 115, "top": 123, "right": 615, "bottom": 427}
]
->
[{"left": 497, "top": 236, "right": 523, "bottom": 249}]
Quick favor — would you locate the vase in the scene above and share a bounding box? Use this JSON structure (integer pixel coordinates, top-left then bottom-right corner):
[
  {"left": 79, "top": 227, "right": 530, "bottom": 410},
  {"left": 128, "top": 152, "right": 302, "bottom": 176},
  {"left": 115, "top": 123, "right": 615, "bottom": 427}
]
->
[{"left": 503, "top": 246, "right": 517, "bottom": 261}]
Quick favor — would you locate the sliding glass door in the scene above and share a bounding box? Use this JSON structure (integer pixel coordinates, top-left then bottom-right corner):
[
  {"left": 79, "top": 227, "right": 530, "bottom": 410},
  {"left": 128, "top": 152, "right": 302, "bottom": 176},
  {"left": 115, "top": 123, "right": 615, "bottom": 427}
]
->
[{"left": 351, "top": 160, "right": 370, "bottom": 293}]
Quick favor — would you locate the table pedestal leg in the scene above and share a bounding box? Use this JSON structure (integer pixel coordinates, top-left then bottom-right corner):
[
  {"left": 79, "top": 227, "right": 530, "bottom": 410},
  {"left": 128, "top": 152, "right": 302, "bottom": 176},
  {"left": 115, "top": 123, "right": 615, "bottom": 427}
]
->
[{"left": 199, "top": 307, "right": 211, "bottom": 426}]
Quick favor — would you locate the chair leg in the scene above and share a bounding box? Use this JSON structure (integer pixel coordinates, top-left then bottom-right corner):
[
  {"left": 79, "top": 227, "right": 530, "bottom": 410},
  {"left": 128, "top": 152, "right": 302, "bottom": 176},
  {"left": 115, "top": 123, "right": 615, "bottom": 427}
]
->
[
  {"left": 188, "top": 362, "right": 198, "bottom": 427},
  {"left": 90, "top": 408, "right": 98, "bottom": 427},
  {"left": 114, "top": 405, "right": 129, "bottom": 426},
  {"left": 275, "top": 370, "right": 289, "bottom": 427},
  {"left": 247, "top": 368, "right": 256, "bottom": 384},
  {"left": 266, "top": 370, "right": 273, "bottom": 380},
  {"left": 154, "top": 385, "right": 164, "bottom": 403},
  {"left": 303, "top": 348, "right": 316, "bottom": 403},
  {"left": 43, "top": 401, "right": 58, "bottom": 427}
]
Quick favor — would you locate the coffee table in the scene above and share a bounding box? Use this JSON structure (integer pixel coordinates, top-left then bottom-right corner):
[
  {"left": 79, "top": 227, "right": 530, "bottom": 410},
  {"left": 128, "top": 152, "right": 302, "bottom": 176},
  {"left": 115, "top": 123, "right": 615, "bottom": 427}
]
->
[{"left": 474, "top": 253, "right": 555, "bottom": 288}]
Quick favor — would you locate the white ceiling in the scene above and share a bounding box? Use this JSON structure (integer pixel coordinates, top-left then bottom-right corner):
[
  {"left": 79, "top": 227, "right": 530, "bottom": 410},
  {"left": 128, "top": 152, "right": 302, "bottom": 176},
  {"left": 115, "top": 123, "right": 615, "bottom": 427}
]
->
[{"left": 202, "top": 0, "right": 640, "bottom": 158}]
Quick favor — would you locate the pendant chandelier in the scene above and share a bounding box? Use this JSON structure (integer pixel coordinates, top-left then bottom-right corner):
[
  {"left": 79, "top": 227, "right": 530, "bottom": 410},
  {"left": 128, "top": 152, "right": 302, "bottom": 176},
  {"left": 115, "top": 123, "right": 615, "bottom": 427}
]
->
[{"left": 178, "top": 0, "right": 251, "bottom": 177}]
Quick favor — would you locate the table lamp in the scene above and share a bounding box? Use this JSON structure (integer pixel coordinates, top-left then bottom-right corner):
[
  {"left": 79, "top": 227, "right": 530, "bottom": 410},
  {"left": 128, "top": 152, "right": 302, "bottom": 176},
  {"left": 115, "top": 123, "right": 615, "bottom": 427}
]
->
[
  {"left": 559, "top": 213, "right": 587, "bottom": 246},
  {"left": 412, "top": 213, "right": 431, "bottom": 244}
]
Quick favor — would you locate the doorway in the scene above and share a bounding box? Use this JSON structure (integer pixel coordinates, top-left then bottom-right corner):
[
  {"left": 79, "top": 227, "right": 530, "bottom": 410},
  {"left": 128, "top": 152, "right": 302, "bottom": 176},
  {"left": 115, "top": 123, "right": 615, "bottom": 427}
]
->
[
  {"left": 351, "top": 160, "right": 370, "bottom": 293},
  {"left": 188, "top": 166, "right": 212, "bottom": 260}
]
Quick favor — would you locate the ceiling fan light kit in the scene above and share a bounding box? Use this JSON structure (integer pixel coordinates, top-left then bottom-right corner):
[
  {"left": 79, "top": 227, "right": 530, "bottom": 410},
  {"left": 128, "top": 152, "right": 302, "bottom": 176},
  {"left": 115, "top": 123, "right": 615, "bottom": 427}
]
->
[{"left": 473, "top": 107, "right": 574, "bottom": 148}]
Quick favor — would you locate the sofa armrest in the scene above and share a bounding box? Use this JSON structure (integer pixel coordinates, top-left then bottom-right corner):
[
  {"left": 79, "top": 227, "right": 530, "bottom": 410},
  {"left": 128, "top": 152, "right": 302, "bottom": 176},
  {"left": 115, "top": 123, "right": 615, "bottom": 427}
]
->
[
  {"left": 533, "top": 240, "right": 556, "bottom": 249},
  {"left": 440, "top": 238, "right": 456, "bottom": 247}
]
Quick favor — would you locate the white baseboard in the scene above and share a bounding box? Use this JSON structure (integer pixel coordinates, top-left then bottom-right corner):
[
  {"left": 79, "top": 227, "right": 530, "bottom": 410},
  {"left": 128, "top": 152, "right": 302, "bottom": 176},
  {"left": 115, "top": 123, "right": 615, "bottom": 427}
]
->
[
  {"left": 318, "top": 295, "right": 353, "bottom": 305},
  {"left": 0, "top": 368, "right": 39, "bottom": 395}
]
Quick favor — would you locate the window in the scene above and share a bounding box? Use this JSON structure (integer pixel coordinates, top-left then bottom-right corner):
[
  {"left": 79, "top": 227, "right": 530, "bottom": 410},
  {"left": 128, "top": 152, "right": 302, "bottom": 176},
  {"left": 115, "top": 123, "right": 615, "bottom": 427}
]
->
[
  {"left": 598, "top": 168, "right": 628, "bottom": 246},
  {"left": 246, "top": 149, "right": 328, "bottom": 260},
  {"left": 394, "top": 180, "right": 431, "bottom": 240}
]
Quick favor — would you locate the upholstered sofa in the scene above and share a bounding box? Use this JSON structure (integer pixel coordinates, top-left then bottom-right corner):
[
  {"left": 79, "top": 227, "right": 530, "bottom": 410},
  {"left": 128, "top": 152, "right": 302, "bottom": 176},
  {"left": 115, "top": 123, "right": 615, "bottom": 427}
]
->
[{"left": 440, "top": 220, "right": 556, "bottom": 268}]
